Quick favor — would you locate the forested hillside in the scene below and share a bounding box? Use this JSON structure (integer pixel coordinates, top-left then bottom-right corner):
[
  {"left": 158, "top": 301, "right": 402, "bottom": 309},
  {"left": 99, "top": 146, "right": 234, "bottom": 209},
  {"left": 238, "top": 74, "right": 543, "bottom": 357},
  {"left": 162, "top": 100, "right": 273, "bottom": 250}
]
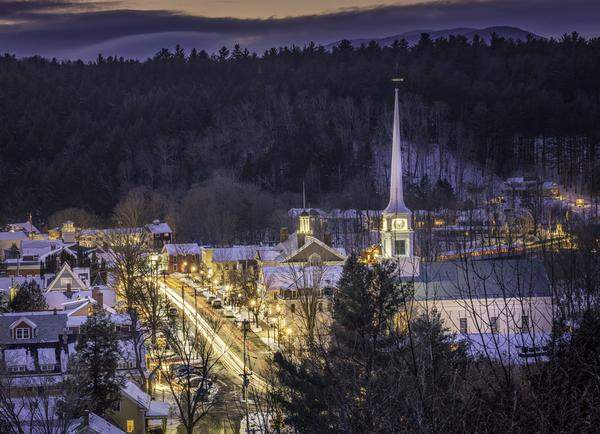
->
[{"left": 1, "top": 32, "right": 599, "bottom": 226}]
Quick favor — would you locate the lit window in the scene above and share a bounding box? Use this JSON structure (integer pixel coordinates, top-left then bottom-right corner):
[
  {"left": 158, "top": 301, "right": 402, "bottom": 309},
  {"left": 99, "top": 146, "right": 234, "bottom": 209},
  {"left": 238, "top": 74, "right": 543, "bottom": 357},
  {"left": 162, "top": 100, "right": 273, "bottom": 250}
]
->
[
  {"left": 126, "top": 420, "right": 135, "bottom": 433},
  {"left": 15, "top": 328, "right": 31, "bottom": 339}
]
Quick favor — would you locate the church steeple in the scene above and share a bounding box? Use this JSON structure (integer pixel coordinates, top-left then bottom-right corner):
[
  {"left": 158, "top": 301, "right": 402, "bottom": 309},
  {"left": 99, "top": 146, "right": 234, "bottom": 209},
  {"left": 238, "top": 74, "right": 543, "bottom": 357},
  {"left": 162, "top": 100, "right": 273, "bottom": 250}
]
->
[
  {"left": 380, "top": 79, "right": 414, "bottom": 260},
  {"left": 384, "top": 84, "right": 410, "bottom": 214}
]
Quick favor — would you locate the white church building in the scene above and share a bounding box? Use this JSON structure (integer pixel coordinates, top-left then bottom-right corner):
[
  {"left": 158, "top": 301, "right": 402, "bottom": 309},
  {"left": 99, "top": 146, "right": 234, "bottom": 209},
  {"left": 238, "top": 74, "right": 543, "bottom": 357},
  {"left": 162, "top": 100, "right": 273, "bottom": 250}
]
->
[{"left": 378, "top": 82, "right": 554, "bottom": 364}]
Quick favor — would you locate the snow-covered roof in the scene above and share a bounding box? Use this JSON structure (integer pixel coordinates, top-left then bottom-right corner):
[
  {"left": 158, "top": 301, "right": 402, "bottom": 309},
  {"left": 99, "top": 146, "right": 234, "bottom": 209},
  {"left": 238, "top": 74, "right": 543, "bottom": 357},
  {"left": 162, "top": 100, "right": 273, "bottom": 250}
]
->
[
  {"left": 288, "top": 208, "right": 328, "bottom": 218},
  {"left": 0, "top": 276, "right": 43, "bottom": 291},
  {"left": 45, "top": 290, "right": 93, "bottom": 310},
  {"left": 147, "top": 400, "right": 170, "bottom": 418},
  {"left": 0, "top": 231, "right": 28, "bottom": 241},
  {"left": 261, "top": 265, "right": 343, "bottom": 290},
  {"left": 209, "top": 245, "right": 263, "bottom": 262},
  {"left": 459, "top": 332, "right": 551, "bottom": 365},
  {"left": 256, "top": 248, "right": 282, "bottom": 262},
  {"left": 0, "top": 312, "right": 68, "bottom": 345},
  {"left": 146, "top": 221, "right": 172, "bottom": 234},
  {"left": 4, "top": 348, "right": 28, "bottom": 366},
  {"left": 162, "top": 243, "right": 200, "bottom": 256},
  {"left": 38, "top": 348, "right": 57, "bottom": 364},
  {"left": 413, "top": 258, "right": 551, "bottom": 301},
  {"left": 86, "top": 412, "right": 126, "bottom": 434},
  {"left": 121, "top": 380, "right": 151, "bottom": 410},
  {"left": 7, "top": 222, "right": 41, "bottom": 234}
]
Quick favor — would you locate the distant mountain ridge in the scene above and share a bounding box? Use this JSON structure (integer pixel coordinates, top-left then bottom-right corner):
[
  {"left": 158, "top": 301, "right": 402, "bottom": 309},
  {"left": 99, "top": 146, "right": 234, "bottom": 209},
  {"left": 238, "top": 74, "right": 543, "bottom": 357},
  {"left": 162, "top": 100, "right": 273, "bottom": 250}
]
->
[{"left": 326, "top": 26, "right": 541, "bottom": 49}]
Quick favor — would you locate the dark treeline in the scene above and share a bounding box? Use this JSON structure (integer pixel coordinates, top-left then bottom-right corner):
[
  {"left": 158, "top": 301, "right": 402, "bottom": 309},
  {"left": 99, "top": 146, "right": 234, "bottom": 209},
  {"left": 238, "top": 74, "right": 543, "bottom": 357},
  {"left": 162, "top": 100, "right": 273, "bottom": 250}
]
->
[{"left": 1, "top": 32, "right": 599, "bottom": 223}]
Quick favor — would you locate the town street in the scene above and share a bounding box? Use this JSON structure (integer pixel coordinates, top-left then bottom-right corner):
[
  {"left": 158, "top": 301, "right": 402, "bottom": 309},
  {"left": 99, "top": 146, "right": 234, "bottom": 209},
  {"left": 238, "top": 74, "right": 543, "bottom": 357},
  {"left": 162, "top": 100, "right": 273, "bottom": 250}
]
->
[{"left": 159, "top": 276, "right": 270, "bottom": 392}]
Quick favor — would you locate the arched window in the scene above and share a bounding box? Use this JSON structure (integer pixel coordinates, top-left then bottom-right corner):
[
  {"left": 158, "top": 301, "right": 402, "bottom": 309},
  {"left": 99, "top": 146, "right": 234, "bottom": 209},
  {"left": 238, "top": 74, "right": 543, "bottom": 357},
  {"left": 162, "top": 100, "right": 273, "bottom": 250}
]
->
[{"left": 308, "top": 253, "right": 322, "bottom": 266}]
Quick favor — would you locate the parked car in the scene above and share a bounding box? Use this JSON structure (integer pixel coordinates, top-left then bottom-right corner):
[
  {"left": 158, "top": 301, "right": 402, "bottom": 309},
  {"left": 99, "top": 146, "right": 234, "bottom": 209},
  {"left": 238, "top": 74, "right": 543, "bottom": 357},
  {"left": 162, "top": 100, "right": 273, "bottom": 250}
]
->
[
  {"left": 222, "top": 308, "right": 235, "bottom": 318},
  {"left": 175, "top": 364, "right": 204, "bottom": 378},
  {"left": 168, "top": 307, "right": 179, "bottom": 317},
  {"left": 212, "top": 298, "right": 223, "bottom": 309}
]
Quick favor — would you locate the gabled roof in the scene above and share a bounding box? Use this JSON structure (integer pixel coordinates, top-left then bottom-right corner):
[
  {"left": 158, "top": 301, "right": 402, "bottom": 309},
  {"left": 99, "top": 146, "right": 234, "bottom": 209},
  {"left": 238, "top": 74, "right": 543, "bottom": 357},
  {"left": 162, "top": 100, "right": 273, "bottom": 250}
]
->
[
  {"left": 7, "top": 222, "right": 41, "bottom": 234},
  {"left": 78, "top": 412, "right": 126, "bottom": 434},
  {"left": 121, "top": 380, "right": 151, "bottom": 410},
  {"left": 9, "top": 317, "right": 37, "bottom": 330},
  {"left": 146, "top": 221, "right": 172, "bottom": 234},
  {"left": 0, "top": 312, "right": 68, "bottom": 344},
  {"left": 46, "top": 263, "right": 88, "bottom": 292},
  {"left": 281, "top": 234, "right": 346, "bottom": 263},
  {"left": 162, "top": 243, "right": 200, "bottom": 256},
  {"left": 0, "top": 231, "right": 28, "bottom": 241},
  {"left": 209, "top": 245, "right": 266, "bottom": 263},
  {"left": 412, "top": 258, "right": 551, "bottom": 301},
  {"left": 262, "top": 265, "right": 343, "bottom": 290}
]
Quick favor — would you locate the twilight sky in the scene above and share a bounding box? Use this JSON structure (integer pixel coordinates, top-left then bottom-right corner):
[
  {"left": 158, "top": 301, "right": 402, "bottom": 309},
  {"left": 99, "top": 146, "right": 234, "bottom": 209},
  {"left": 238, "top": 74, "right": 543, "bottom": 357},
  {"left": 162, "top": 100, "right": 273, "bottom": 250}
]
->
[{"left": 0, "top": 0, "right": 599, "bottom": 59}]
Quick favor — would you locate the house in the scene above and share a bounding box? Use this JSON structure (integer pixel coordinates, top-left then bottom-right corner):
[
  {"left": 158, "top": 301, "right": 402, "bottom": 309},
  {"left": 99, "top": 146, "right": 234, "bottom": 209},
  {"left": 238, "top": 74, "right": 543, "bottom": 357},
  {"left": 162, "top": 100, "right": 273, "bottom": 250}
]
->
[
  {"left": 161, "top": 243, "right": 201, "bottom": 274},
  {"left": 109, "top": 380, "right": 169, "bottom": 434},
  {"left": 2, "top": 239, "right": 77, "bottom": 277},
  {"left": 202, "top": 245, "right": 270, "bottom": 284},
  {"left": 75, "top": 412, "right": 127, "bottom": 434},
  {"left": 0, "top": 311, "right": 70, "bottom": 377},
  {"left": 0, "top": 230, "right": 28, "bottom": 252},
  {"left": 6, "top": 221, "right": 41, "bottom": 237},
  {"left": 145, "top": 220, "right": 173, "bottom": 250},
  {"left": 47, "top": 263, "right": 90, "bottom": 293}
]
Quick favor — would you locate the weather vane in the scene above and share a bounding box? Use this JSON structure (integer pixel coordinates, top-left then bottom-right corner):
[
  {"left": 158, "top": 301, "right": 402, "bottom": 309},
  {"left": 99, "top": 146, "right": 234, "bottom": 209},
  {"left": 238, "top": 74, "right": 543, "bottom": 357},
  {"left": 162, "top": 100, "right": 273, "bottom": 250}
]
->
[{"left": 392, "top": 63, "right": 404, "bottom": 87}]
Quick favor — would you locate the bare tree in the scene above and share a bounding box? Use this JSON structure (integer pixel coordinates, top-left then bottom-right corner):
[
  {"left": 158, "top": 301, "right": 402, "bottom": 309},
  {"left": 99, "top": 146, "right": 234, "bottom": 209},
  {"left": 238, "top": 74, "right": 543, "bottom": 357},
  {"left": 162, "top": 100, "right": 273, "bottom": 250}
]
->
[{"left": 158, "top": 313, "right": 224, "bottom": 434}]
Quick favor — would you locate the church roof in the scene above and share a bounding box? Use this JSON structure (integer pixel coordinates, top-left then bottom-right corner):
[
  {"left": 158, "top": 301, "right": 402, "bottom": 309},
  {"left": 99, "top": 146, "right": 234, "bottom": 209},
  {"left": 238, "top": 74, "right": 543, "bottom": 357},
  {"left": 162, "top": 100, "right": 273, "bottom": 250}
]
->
[
  {"left": 411, "top": 258, "right": 551, "bottom": 301},
  {"left": 384, "top": 87, "right": 410, "bottom": 214}
]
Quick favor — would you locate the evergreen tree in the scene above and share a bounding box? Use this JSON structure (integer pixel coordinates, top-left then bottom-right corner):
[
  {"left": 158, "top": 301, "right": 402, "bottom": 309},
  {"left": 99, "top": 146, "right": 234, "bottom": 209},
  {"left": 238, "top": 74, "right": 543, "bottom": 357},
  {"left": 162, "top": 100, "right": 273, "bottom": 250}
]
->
[
  {"left": 70, "top": 305, "right": 122, "bottom": 416},
  {"left": 8, "top": 281, "right": 48, "bottom": 312},
  {"left": 275, "top": 255, "right": 471, "bottom": 433}
]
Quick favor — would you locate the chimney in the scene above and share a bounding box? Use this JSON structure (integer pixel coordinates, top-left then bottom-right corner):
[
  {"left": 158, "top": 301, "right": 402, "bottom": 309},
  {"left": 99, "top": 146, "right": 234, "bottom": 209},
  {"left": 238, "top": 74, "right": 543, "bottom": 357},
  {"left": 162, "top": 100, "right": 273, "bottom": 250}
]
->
[
  {"left": 323, "top": 233, "right": 332, "bottom": 247},
  {"left": 280, "top": 227, "right": 289, "bottom": 243},
  {"left": 92, "top": 287, "right": 104, "bottom": 307}
]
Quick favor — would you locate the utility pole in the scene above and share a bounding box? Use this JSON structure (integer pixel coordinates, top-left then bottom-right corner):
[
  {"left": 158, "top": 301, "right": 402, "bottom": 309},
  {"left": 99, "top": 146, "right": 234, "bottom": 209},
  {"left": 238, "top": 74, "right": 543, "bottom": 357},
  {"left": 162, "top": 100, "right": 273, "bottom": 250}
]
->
[{"left": 241, "top": 319, "right": 252, "bottom": 434}]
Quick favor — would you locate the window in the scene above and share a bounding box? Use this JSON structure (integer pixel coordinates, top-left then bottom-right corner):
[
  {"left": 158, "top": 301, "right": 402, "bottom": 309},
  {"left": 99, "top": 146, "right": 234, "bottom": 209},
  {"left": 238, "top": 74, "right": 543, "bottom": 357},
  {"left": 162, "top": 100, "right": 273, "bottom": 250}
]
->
[
  {"left": 459, "top": 318, "right": 468, "bottom": 334},
  {"left": 394, "top": 240, "right": 407, "bottom": 256},
  {"left": 490, "top": 317, "right": 499, "bottom": 334},
  {"left": 308, "top": 253, "right": 322, "bottom": 266},
  {"left": 126, "top": 420, "right": 135, "bottom": 433},
  {"left": 60, "top": 278, "right": 72, "bottom": 287},
  {"left": 40, "top": 363, "right": 55, "bottom": 372},
  {"left": 15, "top": 327, "right": 31, "bottom": 339},
  {"left": 290, "top": 303, "right": 296, "bottom": 314},
  {"left": 118, "top": 360, "right": 135, "bottom": 370},
  {"left": 8, "top": 365, "right": 26, "bottom": 373},
  {"left": 521, "top": 315, "right": 529, "bottom": 332}
]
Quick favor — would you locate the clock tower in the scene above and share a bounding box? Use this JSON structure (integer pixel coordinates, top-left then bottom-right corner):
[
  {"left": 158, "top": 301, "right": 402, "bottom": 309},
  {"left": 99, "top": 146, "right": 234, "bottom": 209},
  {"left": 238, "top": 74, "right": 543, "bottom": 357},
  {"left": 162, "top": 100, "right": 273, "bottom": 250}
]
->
[{"left": 380, "top": 81, "right": 414, "bottom": 260}]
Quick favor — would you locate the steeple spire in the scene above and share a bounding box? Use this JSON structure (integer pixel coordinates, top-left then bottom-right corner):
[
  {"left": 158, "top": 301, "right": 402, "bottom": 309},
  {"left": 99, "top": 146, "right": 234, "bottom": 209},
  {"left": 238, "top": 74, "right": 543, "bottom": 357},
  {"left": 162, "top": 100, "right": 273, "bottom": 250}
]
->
[{"left": 384, "top": 80, "right": 410, "bottom": 214}]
